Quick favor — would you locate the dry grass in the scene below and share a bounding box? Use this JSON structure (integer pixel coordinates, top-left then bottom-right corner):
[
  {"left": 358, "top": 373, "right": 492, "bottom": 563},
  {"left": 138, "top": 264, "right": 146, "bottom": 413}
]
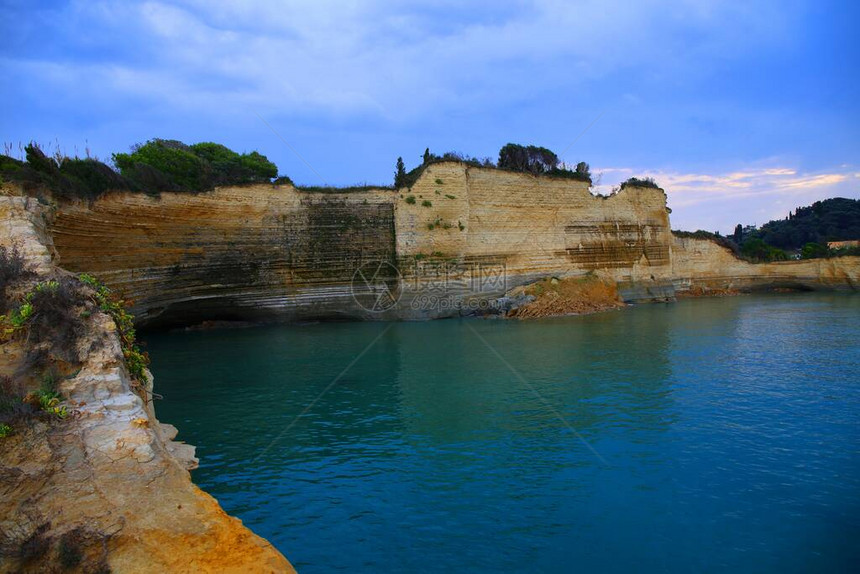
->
[{"left": 509, "top": 274, "right": 625, "bottom": 319}]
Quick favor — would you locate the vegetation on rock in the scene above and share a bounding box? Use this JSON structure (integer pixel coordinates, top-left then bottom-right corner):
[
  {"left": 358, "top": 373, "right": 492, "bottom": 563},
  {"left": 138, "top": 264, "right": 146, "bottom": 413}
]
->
[
  {"left": 0, "top": 249, "right": 152, "bottom": 438},
  {"left": 620, "top": 177, "right": 660, "bottom": 190},
  {"left": 79, "top": 273, "right": 150, "bottom": 393},
  {"left": 1, "top": 139, "right": 278, "bottom": 198},
  {"left": 114, "top": 139, "right": 277, "bottom": 192},
  {"left": 394, "top": 156, "right": 407, "bottom": 188}
]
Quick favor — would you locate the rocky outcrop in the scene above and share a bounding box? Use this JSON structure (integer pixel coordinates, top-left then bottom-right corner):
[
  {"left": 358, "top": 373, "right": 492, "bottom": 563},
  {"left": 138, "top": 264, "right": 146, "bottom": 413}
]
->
[
  {"left": 0, "top": 196, "right": 293, "bottom": 573},
  {"left": 671, "top": 235, "right": 859, "bottom": 293}
]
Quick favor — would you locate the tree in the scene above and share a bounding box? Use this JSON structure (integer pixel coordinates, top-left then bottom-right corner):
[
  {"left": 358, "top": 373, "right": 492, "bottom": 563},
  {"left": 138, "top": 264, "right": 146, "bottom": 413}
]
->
[
  {"left": 423, "top": 148, "right": 431, "bottom": 165},
  {"left": 394, "top": 157, "right": 407, "bottom": 188},
  {"left": 740, "top": 238, "right": 789, "bottom": 262},
  {"left": 733, "top": 224, "right": 743, "bottom": 244},
  {"left": 574, "top": 161, "right": 591, "bottom": 182},
  {"left": 801, "top": 242, "right": 829, "bottom": 259},
  {"left": 497, "top": 143, "right": 559, "bottom": 175}
]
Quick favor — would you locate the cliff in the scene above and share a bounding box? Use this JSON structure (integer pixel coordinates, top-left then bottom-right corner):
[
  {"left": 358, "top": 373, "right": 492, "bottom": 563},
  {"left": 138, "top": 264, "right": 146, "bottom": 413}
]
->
[
  {"left": 9, "top": 162, "right": 859, "bottom": 328},
  {"left": 45, "top": 163, "right": 678, "bottom": 325},
  {"left": 0, "top": 196, "right": 293, "bottom": 573},
  {"left": 671, "top": 235, "right": 859, "bottom": 293}
]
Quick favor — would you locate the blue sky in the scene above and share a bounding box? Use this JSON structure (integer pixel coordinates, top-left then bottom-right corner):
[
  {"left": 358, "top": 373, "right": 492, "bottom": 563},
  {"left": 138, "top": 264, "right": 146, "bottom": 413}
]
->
[{"left": 1, "top": 0, "right": 858, "bottom": 232}]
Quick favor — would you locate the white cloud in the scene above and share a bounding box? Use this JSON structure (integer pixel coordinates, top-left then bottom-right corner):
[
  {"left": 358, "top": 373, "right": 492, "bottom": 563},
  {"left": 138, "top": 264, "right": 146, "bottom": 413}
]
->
[
  {"left": 594, "top": 164, "right": 859, "bottom": 232},
  {"left": 3, "top": 0, "right": 796, "bottom": 120}
]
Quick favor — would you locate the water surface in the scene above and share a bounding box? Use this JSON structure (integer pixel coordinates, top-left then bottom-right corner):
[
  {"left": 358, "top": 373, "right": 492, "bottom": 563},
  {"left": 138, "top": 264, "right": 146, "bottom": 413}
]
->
[{"left": 145, "top": 295, "right": 860, "bottom": 573}]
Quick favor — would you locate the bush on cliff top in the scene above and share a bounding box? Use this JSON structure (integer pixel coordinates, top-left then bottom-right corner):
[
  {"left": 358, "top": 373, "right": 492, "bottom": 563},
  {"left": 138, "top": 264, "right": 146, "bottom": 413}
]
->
[
  {"left": 1, "top": 139, "right": 280, "bottom": 198},
  {"left": 620, "top": 177, "right": 660, "bottom": 190},
  {"left": 113, "top": 139, "right": 278, "bottom": 192}
]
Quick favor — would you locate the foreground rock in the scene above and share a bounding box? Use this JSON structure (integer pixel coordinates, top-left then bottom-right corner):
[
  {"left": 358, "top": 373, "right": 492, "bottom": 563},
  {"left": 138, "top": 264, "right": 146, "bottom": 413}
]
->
[{"left": 0, "top": 196, "right": 293, "bottom": 573}]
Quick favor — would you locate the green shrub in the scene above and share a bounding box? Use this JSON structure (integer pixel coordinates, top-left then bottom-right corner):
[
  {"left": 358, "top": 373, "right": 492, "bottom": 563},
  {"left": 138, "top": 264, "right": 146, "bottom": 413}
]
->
[
  {"left": 421, "top": 200, "right": 432, "bottom": 207},
  {"left": 15, "top": 278, "right": 87, "bottom": 369},
  {"left": 114, "top": 139, "right": 211, "bottom": 191},
  {"left": 801, "top": 242, "right": 829, "bottom": 259},
  {"left": 405, "top": 195, "right": 416, "bottom": 204},
  {"left": 35, "top": 389, "right": 67, "bottom": 418},
  {"left": 59, "top": 157, "right": 131, "bottom": 198},
  {"left": 620, "top": 177, "right": 660, "bottom": 190},
  {"left": 25, "top": 143, "right": 60, "bottom": 177},
  {"left": 0, "top": 422, "right": 12, "bottom": 437},
  {"left": 190, "top": 143, "right": 277, "bottom": 185},
  {"left": 79, "top": 274, "right": 150, "bottom": 395},
  {"left": 497, "top": 143, "right": 559, "bottom": 175},
  {"left": 740, "top": 238, "right": 789, "bottom": 262},
  {"left": 113, "top": 139, "right": 279, "bottom": 193}
]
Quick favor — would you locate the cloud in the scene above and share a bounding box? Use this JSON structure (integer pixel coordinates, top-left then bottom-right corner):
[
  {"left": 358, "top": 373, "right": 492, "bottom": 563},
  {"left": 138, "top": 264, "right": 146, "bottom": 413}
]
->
[
  {"left": 594, "top": 164, "right": 859, "bottom": 232},
  {"left": 1, "top": 0, "right": 796, "bottom": 120}
]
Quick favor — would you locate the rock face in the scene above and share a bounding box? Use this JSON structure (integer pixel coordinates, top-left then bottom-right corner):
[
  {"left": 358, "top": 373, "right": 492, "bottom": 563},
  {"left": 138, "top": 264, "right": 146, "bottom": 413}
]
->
[
  {"left": 47, "top": 163, "right": 679, "bottom": 325},
  {"left": 0, "top": 195, "right": 294, "bottom": 573},
  {"left": 671, "top": 235, "right": 859, "bottom": 293},
  {"left": 17, "top": 163, "right": 860, "bottom": 327}
]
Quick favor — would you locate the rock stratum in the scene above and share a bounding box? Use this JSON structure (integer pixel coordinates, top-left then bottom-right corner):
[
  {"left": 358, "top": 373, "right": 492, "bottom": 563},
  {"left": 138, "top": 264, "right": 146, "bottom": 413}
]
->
[
  {"left": 38, "top": 162, "right": 857, "bottom": 325},
  {"left": 0, "top": 196, "right": 294, "bottom": 573}
]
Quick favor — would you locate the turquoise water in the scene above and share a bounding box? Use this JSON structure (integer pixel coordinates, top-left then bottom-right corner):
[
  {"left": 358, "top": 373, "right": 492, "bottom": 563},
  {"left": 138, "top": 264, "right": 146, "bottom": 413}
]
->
[{"left": 144, "top": 295, "right": 860, "bottom": 573}]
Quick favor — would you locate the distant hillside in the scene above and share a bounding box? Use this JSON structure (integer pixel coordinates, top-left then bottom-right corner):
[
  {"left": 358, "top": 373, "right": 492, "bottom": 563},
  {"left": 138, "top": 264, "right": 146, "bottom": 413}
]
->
[{"left": 745, "top": 198, "right": 860, "bottom": 250}]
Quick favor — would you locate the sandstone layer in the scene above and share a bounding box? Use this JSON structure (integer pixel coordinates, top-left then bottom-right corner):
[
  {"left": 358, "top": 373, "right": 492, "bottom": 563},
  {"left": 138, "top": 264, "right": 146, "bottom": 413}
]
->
[
  {"left": 0, "top": 196, "right": 293, "bottom": 573},
  {"left": 44, "top": 163, "right": 678, "bottom": 325}
]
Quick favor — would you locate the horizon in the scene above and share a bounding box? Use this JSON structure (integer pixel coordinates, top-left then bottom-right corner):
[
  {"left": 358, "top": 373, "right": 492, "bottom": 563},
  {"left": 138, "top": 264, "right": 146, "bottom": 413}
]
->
[{"left": 2, "top": 0, "right": 858, "bottom": 233}]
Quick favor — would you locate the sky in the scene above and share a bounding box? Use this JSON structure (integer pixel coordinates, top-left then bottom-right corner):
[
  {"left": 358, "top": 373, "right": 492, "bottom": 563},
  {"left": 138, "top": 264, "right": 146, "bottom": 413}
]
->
[{"left": 1, "top": 0, "right": 858, "bottom": 232}]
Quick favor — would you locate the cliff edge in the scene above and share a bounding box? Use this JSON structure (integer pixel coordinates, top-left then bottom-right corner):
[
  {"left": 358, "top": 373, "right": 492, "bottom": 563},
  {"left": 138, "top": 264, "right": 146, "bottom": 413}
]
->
[{"left": 0, "top": 196, "right": 293, "bottom": 572}]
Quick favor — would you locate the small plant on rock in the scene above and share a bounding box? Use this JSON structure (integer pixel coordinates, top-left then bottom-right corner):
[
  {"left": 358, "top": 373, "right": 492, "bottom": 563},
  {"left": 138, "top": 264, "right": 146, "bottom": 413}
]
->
[{"left": 79, "top": 274, "right": 151, "bottom": 399}]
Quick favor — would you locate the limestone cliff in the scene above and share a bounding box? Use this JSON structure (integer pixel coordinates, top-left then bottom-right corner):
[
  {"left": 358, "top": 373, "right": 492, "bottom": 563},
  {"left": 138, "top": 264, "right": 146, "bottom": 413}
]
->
[
  {"left": 9, "top": 161, "right": 859, "bottom": 327},
  {"left": 45, "top": 163, "right": 679, "bottom": 325},
  {"left": 0, "top": 196, "right": 293, "bottom": 573},
  {"left": 671, "top": 235, "right": 859, "bottom": 293}
]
